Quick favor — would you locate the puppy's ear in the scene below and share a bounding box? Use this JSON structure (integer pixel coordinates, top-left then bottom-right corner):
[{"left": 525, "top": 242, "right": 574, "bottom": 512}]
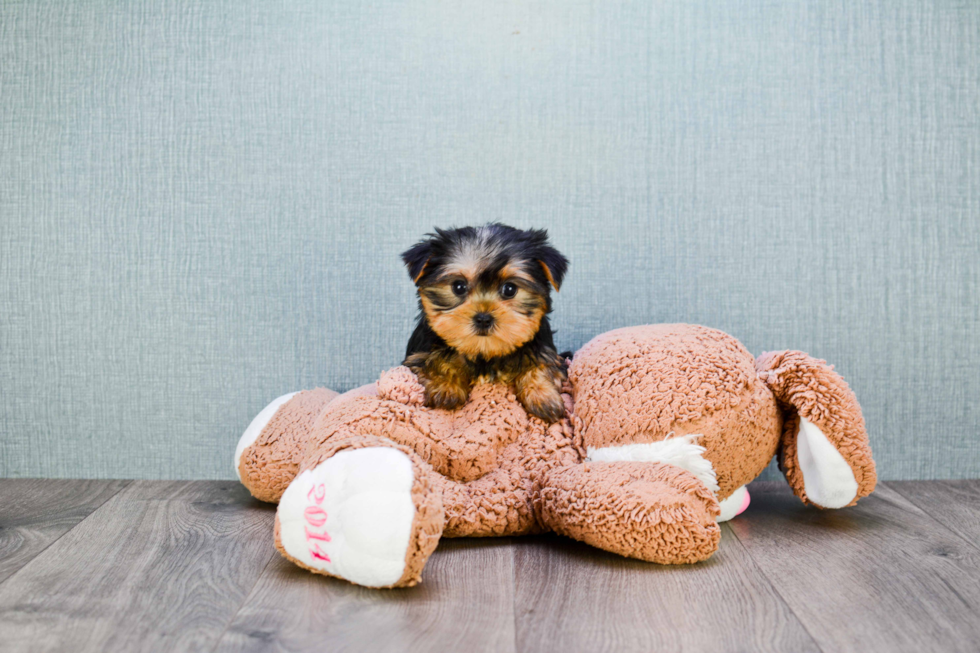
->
[
  {"left": 536, "top": 244, "right": 569, "bottom": 292},
  {"left": 401, "top": 239, "right": 432, "bottom": 285}
]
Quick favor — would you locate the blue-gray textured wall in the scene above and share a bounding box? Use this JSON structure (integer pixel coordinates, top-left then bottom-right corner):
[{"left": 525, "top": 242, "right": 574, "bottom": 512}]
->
[{"left": 1, "top": 0, "right": 978, "bottom": 480}]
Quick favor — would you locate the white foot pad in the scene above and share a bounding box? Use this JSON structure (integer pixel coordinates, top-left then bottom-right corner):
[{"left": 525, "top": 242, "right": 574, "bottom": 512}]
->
[
  {"left": 716, "top": 485, "right": 751, "bottom": 522},
  {"left": 797, "top": 417, "right": 859, "bottom": 509},
  {"left": 278, "top": 447, "right": 416, "bottom": 587}
]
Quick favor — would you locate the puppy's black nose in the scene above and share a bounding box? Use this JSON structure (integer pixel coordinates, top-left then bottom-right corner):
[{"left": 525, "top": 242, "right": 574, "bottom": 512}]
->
[{"left": 473, "top": 312, "right": 494, "bottom": 331}]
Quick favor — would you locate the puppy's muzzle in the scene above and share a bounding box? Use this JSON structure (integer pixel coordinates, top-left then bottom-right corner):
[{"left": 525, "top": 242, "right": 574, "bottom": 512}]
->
[{"left": 472, "top": 312, "right": 494, "bottom": 334}]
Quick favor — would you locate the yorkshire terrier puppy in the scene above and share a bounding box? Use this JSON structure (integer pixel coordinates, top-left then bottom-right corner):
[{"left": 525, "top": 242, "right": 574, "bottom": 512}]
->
[{"left": 401, "top": 223, "right": 570, "bottom": 423}]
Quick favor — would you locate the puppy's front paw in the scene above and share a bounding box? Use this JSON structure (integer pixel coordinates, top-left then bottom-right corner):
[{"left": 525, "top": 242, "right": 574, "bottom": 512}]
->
[
  {"left": 405, "top": 351, "right": 472, "bottom": 411},
  {"left": 421, "top": 376, "right": 470, "bottom": 411},
  {"left": 516, "top": 378, "right": 565, "bottom": 424},
  {"left": 520, "top": 393, "right": 565, "bottom": 424},
  {"left": 515, "top": 361, "right": 566, "bottom": 423}
]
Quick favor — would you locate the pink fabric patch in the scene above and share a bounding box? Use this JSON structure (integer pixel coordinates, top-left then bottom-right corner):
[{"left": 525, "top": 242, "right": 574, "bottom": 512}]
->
[
  {"left": 304, "top": 483, "right": 332, "bottom": 562},
  {"left": 736, "top": 488, "right": 751, "bottom": 516}
]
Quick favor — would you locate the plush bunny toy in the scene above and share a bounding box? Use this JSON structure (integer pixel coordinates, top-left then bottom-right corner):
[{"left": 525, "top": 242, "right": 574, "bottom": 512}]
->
[{"left": 235, "top": 324, "right": 875, "bottom": 588}]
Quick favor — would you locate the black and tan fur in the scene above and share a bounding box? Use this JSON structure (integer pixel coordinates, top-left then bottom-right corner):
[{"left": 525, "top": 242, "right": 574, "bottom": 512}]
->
[{"left": 401, "top": 224, "right": 570, "bottom": 422}]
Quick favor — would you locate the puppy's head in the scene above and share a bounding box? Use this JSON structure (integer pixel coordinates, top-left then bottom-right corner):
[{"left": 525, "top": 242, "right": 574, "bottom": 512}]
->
[{"left": 402, "top": 223, "right": 568, "bottom": 359}]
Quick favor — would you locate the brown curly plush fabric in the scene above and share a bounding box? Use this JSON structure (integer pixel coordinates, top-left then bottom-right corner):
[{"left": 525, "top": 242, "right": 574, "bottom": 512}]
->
[
  {"left": 756, "top": 350, "right": 877, "bottom": 506},
  {"left": 535, "top": 461, "right": 721, "bottom": 563},
  {"left": 237, "top": 323, "right": 877, "bottom": 588},
  {"left": 237, "top": 388, "right": 338, "bottom": 503},
  {"left": 299, "top": 370, "right": 584, "bottom": 539},
  {"left": 568, "top": 324, "right": 782, "bottom": 500}
]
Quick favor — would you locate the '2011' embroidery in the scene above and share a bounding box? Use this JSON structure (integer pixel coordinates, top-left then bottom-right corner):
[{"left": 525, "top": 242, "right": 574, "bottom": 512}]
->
[{"left": 305, "top": 483, "right": 331, "bottom": 562}]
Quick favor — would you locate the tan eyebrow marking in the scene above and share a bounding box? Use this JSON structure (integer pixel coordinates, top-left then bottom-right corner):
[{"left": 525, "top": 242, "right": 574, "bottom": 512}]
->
[
  {"left": 501, "top": 263, "right": 535, "bottom": 283},
  {"left": 438, "top": 263, "right": 479, "bottom": 282}
]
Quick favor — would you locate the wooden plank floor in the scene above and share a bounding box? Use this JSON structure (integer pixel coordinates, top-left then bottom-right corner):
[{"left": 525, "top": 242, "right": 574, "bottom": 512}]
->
[{"left": 0, "top": 480, "right": 977, "bottom": 652}]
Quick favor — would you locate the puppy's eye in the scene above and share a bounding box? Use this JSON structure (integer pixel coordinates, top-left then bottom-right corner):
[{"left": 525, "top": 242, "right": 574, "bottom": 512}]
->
[
  {"left": 500, "top": 282, "right": 518, "bottom": 299},
  {"left": 451, "top": 280, "right": 468, "bottom": 297}
]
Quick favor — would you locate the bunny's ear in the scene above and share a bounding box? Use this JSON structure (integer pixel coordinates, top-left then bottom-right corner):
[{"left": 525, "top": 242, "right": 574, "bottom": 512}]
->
[
  {"left": 401, "top": 239, "right": 433, "bottom": 285},
  {"left": 756, "top": 351, "right": 877, "bottom": 509}
]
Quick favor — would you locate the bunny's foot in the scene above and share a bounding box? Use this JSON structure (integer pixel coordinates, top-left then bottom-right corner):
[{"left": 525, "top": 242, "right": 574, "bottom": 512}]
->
[{"left": 275, "top": 446, "right": 444, "bottom": 588}]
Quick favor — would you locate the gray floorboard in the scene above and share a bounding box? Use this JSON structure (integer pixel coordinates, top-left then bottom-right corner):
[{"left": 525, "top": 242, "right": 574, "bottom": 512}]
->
[
  {"left": 213, "top": 537, "right": 516, "bottom": 653},
  {"left": 0, "top": 479, "right": 130, "bottom": 585},
  {"left": 729, "top": 481, "right": 980, "bottom": 653},
  {"left": 512, "top": 527, "right": 819, "bottom": 653},
  {"left": 1, "top": 479, "right": 978, "bottom": 652},
  {"left": 888, "top": 480, "right": 980, "bottom": 550},
  {"left": 0, "top": 481, "right": 276, "bottom": 653}
]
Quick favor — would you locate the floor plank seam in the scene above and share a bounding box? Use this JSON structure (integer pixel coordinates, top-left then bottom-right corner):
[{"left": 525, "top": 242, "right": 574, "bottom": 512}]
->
[
  {"left": 510, "top": 537, "right": 519, "bottom": 653},
  {"left": 0, "top": 479, "right": 134, "bottom": 591},
  {"left": 884, "top": 481, "right": 980, "bottom": 555},
  {"left": 722, "top": 521, "right": 829, "bottom": 653},
  {"left": 206, "top": 547, "right": 281, "bottom": 653}
]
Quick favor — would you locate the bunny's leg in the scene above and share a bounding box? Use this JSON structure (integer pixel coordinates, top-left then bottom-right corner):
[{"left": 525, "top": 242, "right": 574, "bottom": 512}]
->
[
  {"left": 275, "top": 433, "right": 445, "bottom": 588},
  {"left": 534, "top": 461, "right": 721, "bottom": 564},
  {"left": 756, "top": 351, "right": 876, "bottom": 508},
  {"left": 433, "top": 467, "right": 541, "bottom": 538},
  {"left": 272, "top": 367, "right": 470, "bottom": 587},
  {"left": 236, "top": 387, "right": 341, "bottom": 503}
]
